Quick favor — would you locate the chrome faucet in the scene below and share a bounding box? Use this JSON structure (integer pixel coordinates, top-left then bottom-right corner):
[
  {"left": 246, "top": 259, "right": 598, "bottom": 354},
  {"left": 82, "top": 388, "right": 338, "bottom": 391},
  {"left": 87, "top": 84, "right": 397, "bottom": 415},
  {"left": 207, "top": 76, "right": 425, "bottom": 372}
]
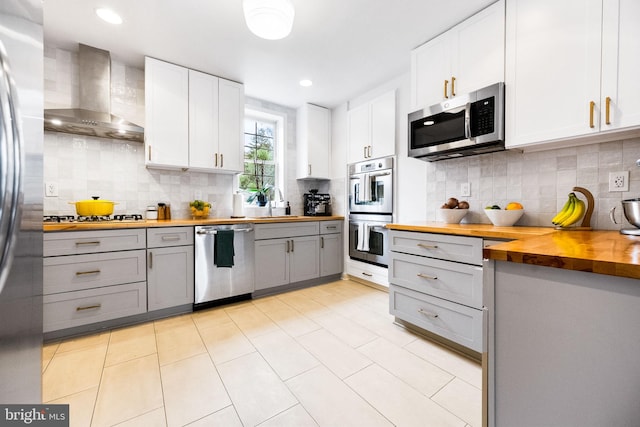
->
[{"left": 267, "top": 187, "right": 284, "bottom": 217}]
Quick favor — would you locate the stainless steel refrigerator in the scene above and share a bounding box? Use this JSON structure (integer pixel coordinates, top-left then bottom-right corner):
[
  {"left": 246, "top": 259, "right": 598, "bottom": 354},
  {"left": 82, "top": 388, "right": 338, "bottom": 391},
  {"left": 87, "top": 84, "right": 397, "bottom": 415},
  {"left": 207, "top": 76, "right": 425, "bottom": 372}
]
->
[{"left": 0, "top": 0, "right": 44, "bottom": 403}]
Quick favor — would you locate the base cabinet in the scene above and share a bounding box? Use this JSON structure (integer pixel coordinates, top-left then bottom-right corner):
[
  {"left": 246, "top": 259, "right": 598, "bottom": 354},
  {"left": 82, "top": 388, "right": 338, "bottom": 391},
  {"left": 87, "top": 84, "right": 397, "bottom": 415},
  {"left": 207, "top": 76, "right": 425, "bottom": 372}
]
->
[{"left": 146, "top": 227, "right": 194, "bottom": 311}]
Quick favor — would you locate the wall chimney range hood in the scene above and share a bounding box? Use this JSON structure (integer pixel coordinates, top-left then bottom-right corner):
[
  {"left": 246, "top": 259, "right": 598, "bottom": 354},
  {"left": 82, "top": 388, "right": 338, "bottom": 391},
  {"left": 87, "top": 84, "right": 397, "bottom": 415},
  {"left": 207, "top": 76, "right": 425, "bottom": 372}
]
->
[{"left": 44, "top": 44, "right": 144, "bottom": 143}]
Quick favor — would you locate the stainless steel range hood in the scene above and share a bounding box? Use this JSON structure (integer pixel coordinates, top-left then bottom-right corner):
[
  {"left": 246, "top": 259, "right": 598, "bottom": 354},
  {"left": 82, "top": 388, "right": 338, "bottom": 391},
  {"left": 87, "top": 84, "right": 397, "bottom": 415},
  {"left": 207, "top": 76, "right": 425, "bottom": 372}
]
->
[{"left": 44, "top": 44, "right": 144, "bottom": 143}]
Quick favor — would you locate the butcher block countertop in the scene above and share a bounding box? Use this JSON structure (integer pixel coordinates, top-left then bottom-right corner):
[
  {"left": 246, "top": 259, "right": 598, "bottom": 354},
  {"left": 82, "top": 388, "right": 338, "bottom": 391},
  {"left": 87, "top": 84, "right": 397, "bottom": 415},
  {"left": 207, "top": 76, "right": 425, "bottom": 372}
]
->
[
  {"left": 43, "top": 215, "right": 344, "bottom": 232},
  {"left": 386, "top": 222, "right": 640, "bottom": 280}
]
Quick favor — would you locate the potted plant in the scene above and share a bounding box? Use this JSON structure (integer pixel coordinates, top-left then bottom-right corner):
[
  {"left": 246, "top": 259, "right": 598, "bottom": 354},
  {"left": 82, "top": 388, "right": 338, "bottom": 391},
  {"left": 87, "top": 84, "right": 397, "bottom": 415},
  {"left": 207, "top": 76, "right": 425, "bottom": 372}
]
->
[{"left": 244, "top": 151, "right": 273, "bottom": 207}]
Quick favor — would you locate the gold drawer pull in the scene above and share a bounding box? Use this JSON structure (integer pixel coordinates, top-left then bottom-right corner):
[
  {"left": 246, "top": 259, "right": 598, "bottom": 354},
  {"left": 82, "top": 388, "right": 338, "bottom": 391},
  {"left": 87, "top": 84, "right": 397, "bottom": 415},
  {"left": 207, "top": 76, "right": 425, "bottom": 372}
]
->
[
  {"left": 76, "top": 304, "right": 101, "bottom": 311},
  {"left": 75, "top": 241, "right": 100, "bottom": 246},
  {"left": 589, "top": 101, "right": 596, "bottom": 128},
  {"left": 417, "top": 273, "right": 438, "bottom": 280},
  {"left": 605, "top": 96, "right": 611, "bottom": 125},
  {"left": 161, "top": 235, "right": 181, "bottom": 241},
  {"left": 451, "top": 76, "right": 456, "bottom": 97},
  {"left": 417, "top": 243, "right": 438, "bottom": 249},
  {"left": 444, "top": 79, "right": 449, "bottom": 99},
  {"left": 75, "top": 270, "right": 100, "bottom": 276},
  {"left": 418, "top": 308, "right": 439, "bottom": 319}
]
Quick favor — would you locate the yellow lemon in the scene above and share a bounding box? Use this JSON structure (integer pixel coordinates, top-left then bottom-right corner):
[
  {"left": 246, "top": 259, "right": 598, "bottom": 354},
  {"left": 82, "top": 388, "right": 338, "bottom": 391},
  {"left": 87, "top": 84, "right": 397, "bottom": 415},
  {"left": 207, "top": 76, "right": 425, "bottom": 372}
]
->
[{"left": 506, "top": 202, "right": 523, "bottom": 210}]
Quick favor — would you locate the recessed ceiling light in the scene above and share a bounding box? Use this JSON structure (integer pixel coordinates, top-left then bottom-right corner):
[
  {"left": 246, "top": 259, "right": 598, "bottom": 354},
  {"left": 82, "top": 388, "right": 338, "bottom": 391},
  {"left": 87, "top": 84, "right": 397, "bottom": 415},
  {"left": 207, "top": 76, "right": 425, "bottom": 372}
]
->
[
  {"left": 299, "top": 79, "right": 313, "bottom": 87},
  {"left": 95, "top": 8, "right": 123, "bottom": 25}
]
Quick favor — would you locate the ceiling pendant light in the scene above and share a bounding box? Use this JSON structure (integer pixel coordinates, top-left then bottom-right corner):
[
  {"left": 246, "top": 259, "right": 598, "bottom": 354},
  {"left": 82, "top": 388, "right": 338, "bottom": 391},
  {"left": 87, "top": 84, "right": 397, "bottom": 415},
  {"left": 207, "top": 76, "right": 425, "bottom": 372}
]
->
[{"left": 243, "top": 0, "right": 295, "bottom": 40}]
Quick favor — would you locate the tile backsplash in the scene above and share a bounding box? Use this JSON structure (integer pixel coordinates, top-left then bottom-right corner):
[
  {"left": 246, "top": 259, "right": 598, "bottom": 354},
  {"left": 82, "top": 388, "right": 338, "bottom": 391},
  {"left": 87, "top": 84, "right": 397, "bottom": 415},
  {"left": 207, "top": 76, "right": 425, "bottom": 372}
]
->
[
  {"left": 423, "top": 138, "right": 640, "bottom": 230},
  {"left": 44, "top": 44, "right": 328, "bottom": 218}
]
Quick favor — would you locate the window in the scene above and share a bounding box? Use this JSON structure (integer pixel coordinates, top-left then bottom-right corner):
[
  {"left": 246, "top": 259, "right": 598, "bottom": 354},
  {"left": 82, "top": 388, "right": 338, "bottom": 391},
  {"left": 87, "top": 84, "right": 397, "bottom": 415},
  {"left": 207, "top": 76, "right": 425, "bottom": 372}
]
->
[{"left": 239, "top": 108, "right": 285, "bottom": 201}]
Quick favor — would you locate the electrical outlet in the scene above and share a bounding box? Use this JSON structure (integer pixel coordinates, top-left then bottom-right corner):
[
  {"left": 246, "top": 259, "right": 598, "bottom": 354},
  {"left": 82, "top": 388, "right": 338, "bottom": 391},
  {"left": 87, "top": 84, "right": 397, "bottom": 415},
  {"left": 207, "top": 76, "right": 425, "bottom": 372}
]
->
[
  {"left": 45, "top": 182, "right": 58, "bottom": 197},
  {"left": 460, "top": 182, "right": 471, "bottom": 197},
  {"left": 609, "top": 171, "right": 629, "bottom": 192}
]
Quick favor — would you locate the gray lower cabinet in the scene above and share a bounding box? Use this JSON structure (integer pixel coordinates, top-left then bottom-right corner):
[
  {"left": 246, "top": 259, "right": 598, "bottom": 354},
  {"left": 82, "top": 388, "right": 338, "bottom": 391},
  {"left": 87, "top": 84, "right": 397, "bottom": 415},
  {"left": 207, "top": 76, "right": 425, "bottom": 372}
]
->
[
  {"left": 146, "top": 227, "right": 194, "bottom": 311},
  {"left": 388, "top": 230, "right": 484, "bottom": 353},
  {"left": 43, "top": 229, "right": 148, "bottom": 333},
  {"left": 254, "top": 221, "right": 343, "bottom": 292}
]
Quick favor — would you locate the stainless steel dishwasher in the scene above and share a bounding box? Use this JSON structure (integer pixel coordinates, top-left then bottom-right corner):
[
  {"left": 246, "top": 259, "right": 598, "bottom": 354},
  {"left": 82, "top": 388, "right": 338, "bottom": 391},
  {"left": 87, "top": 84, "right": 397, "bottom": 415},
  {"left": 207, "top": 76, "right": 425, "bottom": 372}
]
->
[{"left": 194, "top": 224, "right": 255, "bottom": 308}]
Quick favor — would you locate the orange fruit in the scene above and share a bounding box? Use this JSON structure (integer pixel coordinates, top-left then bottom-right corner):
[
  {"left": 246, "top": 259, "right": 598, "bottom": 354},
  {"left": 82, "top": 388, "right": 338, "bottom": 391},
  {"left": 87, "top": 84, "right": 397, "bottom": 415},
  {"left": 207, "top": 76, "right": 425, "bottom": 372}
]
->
[{"left": 506, "top": 202, "right": 523, "bottom": 210}]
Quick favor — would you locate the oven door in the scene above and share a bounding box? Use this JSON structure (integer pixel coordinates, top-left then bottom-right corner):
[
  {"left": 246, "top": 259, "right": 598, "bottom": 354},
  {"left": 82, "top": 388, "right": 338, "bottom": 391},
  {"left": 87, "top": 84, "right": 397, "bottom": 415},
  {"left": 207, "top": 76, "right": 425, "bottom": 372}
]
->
[
  {"left": 349, "top": 170, "right": 393, "bottom": 214},
  {"left": 348, "top": 215, "right": 390, "bottom": 267}
]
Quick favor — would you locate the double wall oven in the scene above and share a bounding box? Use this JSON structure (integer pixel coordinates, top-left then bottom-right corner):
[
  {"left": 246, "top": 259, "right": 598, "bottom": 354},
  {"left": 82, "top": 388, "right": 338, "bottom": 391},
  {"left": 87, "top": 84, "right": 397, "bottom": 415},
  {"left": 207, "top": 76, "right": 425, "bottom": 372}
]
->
[{"left": 348, "top": 156, "right": 393, "bottom": 267}]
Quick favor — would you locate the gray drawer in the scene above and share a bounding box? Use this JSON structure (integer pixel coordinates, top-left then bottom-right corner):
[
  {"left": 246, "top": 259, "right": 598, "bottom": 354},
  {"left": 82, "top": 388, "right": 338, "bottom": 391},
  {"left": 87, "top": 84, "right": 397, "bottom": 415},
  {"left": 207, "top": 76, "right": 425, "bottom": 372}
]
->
[
  {"left": 43, "top": 281, "right": 147, "bottom": 333},
  {"left": 44, "top": 250, "right": 146, "bottom": 295},
  {"left": 255, "top": 221, "right": 319, "bottom": 240},
  {"left": 390, "top": 284, "right": 483, "bottom": 352},
  {"left": 389, "top": 251, "right": 483, "bottom": 309},
  {"left": 319, "top": 220, "right": 342, "bottom": 235},
  {"left": 147, "top": 226, "right": 194, "bottom": 248},
  {"left": 390, "top": 230, "right": 483, "bottom": 265},
  {"left": 44, "top": 229, "right": 146, "bottom": 256}
]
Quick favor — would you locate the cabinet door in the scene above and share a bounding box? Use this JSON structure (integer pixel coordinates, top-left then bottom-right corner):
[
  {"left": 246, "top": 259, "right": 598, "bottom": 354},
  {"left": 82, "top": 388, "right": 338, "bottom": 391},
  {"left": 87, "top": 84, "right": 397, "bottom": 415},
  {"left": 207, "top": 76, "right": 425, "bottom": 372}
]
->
[
  {"left": 254, "top": 238, "right": 289, "bottom": 290},
  {"left": 297, "top": 104, "right": 330, "bottom": 179},
  {"left": 217, "top": 78, "right": 244, "bottom": 173},
  {"left": 347, "top": 102, "right": 370, "bottom": 163},
  {"left": 145, "top": 57, "right": 189, "bottom": 169},
  {"left": 320, "top": 233, "right": 342, "bottom": 277},
  {"left": 189, "top": 69, "right": 219, "bottom": 171},
  {"left": 505, "top": 0, "right": 603, "bottom": 148},
  {"left": 289, "top": 236, "right": 320, "bottom": 283},
  {"left": 453, "top": 1, "right": 505, "bottom": 96},
  {"left": 369, "top": 90, "right": 396, "bottom": 159},
  {"left": 601, "top": 0, "right": 640, "bottom": 131},
  {"left": 147, "top": 245, "right": 194, "bottom": 311},
  {"left": 411, "top": 31, "right": 452, "bottom": 109}
]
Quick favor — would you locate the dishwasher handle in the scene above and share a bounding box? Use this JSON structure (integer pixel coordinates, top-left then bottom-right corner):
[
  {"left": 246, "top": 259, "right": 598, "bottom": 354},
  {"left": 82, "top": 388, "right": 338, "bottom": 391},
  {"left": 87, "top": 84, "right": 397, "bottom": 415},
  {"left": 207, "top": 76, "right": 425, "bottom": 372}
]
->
[{"left": 197, "top": 227, "right": 253, "bottom": 235}]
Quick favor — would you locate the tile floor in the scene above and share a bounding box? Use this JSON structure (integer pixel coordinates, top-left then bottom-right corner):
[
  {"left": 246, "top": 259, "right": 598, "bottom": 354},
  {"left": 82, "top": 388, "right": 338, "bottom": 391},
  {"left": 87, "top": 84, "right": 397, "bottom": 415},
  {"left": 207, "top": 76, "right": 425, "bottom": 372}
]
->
[{"left": 42, "top": 279, "right": 481, "bottom": 427}]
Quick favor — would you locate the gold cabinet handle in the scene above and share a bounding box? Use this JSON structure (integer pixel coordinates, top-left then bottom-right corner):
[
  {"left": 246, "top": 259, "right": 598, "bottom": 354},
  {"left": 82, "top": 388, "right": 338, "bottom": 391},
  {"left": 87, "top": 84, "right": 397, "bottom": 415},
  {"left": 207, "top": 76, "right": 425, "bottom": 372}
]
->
[
  {"left": 363, "top": 146, "right": 367, "bottom": 159},
  {"left": 76, "top": 304, "right": 101, "bottom": 311},
  {"left": 321, "top": 236, "right": 324, "bottom": 249},
  {"left": 308, "top": 164, "right": 312, "bottom": 175},
  {"left": 215, "top": 153, "right": 218, "bottom": 167},
  {"left": 451, "top": 76, "right": 456, "bottom": 97},
  {"left": 589, "top": 101, "right": 596, "bottom": 128},
  {"left": 418, "top": 308, "right": 439, "bottom": 319},
  {"left": 75, "top": 241, "right": 100, "bottom": 246},
  {"left": 149, "top": 251, "right": 153, "bottom": 269},
  {"left": 148, "top": 145, "right": 152, "bottom": 161},
  {"left": 220, "top": 153, "right": 223, "bottom": 168},
  {"left": 444, "top": 79, "right": 449, "bottom": 99},
  {"left": 417, "top": 273, "right": 438, "bottom": 280},
  {"left": 75, "top": 270, "right": 100, "bottom": 276},
  {"left": 605, "top": 96, "right": 611, "bottom": 125},
  {"left": 417, "top": 243, "right": 438, "bottom": 249}
]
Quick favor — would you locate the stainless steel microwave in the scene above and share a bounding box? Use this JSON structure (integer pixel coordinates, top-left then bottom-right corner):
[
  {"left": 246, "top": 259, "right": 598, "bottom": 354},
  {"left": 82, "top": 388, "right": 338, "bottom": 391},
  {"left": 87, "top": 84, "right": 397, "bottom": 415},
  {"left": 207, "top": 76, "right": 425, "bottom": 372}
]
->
[{"left": 408, "top": 82, "right": 505, "bottom": 161}]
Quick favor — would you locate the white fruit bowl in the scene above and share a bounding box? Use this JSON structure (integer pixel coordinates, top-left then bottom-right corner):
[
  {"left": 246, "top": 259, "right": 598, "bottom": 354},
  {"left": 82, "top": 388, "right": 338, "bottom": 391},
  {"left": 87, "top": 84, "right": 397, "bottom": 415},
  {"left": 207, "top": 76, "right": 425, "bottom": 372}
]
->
[
  {"left": 438, "top": 208, "right": 469, "bottom": 224},
  {"left": 484, "top": 209, "right": 524, "bottom": 226}
]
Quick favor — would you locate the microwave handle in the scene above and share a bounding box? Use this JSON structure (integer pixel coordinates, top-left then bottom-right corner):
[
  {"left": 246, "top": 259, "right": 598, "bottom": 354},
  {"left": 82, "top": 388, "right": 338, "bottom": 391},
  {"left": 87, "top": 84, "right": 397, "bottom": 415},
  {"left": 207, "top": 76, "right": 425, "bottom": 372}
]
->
[{"left": 464, "top": 102, "right": 472, "bottom": 139}]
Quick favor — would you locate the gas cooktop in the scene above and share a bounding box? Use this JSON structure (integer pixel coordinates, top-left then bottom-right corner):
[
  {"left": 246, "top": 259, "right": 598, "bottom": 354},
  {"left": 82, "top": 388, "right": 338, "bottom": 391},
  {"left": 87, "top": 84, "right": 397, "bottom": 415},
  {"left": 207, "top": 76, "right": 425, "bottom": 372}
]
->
[{"left": 43, "top": 214, "right": 144, "bottom": 223}]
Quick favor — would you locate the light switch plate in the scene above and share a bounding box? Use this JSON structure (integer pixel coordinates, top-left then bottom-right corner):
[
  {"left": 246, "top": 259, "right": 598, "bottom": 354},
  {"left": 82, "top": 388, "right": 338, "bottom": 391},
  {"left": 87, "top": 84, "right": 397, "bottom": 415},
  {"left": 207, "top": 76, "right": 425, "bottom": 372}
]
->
[
  {"left": 460, "top": 182, "right": 471, "bottom": 197},
  {"left": 45, "top": 182, "right": 58, "bottom": 197}
]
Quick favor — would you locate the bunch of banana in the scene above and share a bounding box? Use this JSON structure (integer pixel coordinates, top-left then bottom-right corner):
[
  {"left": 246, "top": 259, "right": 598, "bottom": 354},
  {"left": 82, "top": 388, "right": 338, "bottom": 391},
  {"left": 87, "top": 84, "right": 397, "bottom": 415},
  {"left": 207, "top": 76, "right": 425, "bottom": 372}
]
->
[{"left": 552, "top": 192, "right": 586, "bottom": 227}]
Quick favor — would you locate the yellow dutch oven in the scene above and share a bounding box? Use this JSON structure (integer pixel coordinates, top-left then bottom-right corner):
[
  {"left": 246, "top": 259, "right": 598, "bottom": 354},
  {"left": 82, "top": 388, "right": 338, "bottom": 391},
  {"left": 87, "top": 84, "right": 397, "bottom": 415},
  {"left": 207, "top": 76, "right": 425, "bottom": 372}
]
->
[{"left": 69, "top": 196, "right": 118, "bottom": 216}]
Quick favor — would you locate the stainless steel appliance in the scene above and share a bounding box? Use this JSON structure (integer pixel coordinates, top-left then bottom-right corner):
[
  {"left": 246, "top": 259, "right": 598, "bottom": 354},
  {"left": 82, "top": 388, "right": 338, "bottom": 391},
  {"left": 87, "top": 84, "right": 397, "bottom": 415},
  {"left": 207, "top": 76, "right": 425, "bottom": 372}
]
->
[
  {"left": 194, "top": 224, "right": 254, "bottom": 307},
  {"left": 348, "top": 156, "right": 393, "bottom": 267},
  {"left": 0, "top": 1, "right": 43, "bottom": 403},
  {"left": 408, "top": 82, "right": 505, "bottom": 161},
  {"left": 610, "top": 198, "right": 640, "bottom": 235},
  {"left": 303, "top": 191, "right": 332, "bottom": 216}
]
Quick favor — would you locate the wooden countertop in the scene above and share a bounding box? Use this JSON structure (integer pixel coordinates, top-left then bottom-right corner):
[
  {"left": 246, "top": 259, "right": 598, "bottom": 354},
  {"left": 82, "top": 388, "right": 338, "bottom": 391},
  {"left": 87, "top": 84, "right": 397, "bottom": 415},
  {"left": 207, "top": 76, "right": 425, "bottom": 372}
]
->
[
  {"left": 387, "top": 222, "right": 640, "bottom": 280},
  {"left": 43, "top": 215, "right": 344, "bottom": 232}
]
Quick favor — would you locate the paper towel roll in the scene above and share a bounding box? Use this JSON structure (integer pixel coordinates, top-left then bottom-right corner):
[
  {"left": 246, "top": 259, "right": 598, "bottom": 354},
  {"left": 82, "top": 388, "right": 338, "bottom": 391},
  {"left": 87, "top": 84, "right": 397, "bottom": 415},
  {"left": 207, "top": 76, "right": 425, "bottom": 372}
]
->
[{"left": 232, "top": 193, "right": 245, "bottom": 218}]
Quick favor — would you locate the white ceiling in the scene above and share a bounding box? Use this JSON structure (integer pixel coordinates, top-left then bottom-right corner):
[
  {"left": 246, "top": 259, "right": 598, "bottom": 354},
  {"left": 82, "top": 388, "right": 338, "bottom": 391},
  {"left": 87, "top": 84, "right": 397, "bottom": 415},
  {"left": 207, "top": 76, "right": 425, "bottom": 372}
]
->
[{"left": 43, "top": 0, "right": 495, "bottom": 109}]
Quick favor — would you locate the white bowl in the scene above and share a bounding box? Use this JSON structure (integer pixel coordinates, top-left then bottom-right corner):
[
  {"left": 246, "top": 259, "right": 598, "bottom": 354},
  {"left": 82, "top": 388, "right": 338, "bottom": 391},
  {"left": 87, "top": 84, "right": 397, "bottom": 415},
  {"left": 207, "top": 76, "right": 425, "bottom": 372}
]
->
[
  {"left": 438, "top": 208, "right": 469, "bottom": 224},
  {"left": 484, "top": 209, "right": 524, "bottom": 226}
]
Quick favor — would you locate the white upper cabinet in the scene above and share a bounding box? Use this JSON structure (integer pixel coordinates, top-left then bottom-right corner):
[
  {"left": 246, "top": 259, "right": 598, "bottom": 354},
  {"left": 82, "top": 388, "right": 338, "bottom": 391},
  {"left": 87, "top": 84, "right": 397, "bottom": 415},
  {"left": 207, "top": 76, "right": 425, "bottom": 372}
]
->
[
  {"left": 145, "top": 57, "right": 244, "bottom": 172},
  {"left": 505, "top": 0, "right": 640, "bottom": 149},
  {"left": 347, "top": 89, "right": 396, "bottom": 164},
  {"left": 296, "top": 103, "right": 331, "bottom": 180},
  {"left": 411, "top": 1, "right": 505, "bottom": 110},
  {"left": 145, "top": 57, "right": 189, "bottom": 169}
]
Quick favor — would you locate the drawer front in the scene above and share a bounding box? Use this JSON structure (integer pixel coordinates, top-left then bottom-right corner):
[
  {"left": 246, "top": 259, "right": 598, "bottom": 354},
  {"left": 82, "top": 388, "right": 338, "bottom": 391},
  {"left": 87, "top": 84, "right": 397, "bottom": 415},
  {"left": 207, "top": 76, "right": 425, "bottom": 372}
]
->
[
  {"left": 43, "top": 281, "right": 147, "bottom": 333},
  {"left": 390, "top": 285, "right": 483, "bottom": 352},
  {"left": 390, "top": 230, "right": 483, "bottom": 265},
  {"left": 319, "top": 220, "right": 342, "bottom": 235},
  {"left": 255, "top": 221, "right": 319, "bottom": 240},
  {"left": 147, "top": 226, "right": 194, "bottom": 248},
  {"left": 389, "top": 251, "right": 483, "bottom": 309},
  {"left": 44, "top": 229, "right": 146, "bottom": 256},
  {"left": 44, "top": 250, "right": 146, "bottom": 295}
]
